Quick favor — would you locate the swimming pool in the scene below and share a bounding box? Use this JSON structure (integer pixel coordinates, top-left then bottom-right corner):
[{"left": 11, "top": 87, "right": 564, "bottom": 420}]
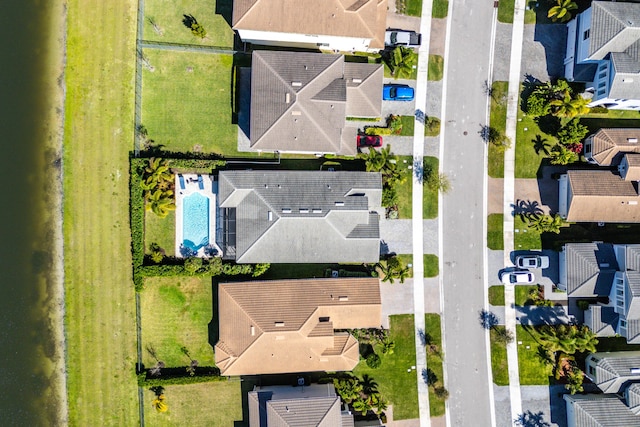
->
[{"left": 183, "top": 193, "right": 209, "bottom": 251}]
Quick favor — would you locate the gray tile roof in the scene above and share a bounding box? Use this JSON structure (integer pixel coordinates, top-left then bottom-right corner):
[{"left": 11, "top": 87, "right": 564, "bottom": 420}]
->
[
  {"left": 217, "top": 170, "right": 382, "bottom": 263},
  {"left": 249, "top": 51, "right": 382, "bottom": 155},
  {"left": 585, "top": 305, "right": 619, "bottom": 336},
  {"left": 592, "top": 351, "right": 640, "bottom": 393},
  {"left": 563, "top": 243, "right": 617, "bottom": 297},
  {"left": 565, "top": 393, "right": 640, "bottom": 426},
  {"left": 586, "top": 129, "right": 640, "bottom": 166},
  {"left": 565, "top": 170, "right": 640, "bottom": 223},
  {"left": 627, "top": 383, "right": 640, "bottom": 415}
]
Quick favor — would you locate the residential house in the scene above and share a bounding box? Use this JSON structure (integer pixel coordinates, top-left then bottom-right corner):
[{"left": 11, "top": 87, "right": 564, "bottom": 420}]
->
[
  {"left": 564, "top": 1, "right": 640, "bottom": 110},
  {"left": 564, "top": 352, "right": 640, "bottom": 426},
  {"left": 559, "top": 243, "right": 640, "bottom": 343},
  {"left": 215, "top": 170, "right": 382, "bottom": 264},
  {"left": 558, "top": 169, "right": 640, "bottom": 223},
  {"left": 565, "top": 391, "right": 640, "bottom": 426},
  {"left": 233, "top": 0, "right": 386, "bottom": 52},
  {"left": 584, "top": 128, "right": 640, "bottom": 166},
  {"left": 248, "top": 50, "right": 383, "bottom": 156},
  {"left": 248, "top": 383, "right": 355, "bottom": 427},
  {"left": 214, "top": 278, "right": 382, "bottom": 376}
]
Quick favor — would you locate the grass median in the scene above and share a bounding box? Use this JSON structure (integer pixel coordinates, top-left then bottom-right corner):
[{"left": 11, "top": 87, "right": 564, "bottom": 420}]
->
[{"left": 63, "top": 1, "right": 139, "bottom": 424}]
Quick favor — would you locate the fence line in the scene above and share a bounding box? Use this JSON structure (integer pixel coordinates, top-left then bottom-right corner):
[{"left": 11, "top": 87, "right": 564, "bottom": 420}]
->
[{"left": 139, "top": 40, "right": 236, "bottom": 55}]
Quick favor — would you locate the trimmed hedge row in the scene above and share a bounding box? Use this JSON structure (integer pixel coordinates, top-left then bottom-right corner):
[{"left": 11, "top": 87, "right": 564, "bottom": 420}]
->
[{"left": 137, "top": 368, "right": 227, "bottom": 387}]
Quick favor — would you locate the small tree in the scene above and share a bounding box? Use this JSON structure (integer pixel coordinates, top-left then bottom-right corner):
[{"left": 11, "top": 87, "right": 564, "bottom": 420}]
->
[
  {"left": 548, "top": 0, "right": 578, "bottom": 23},
  {"left": 366, "top": 353, "right": 382, "bottom": 369},
  {"left": 565, "top": 363, "right": 585, "bottom": 394},
  {"left": 526, "top": 92, "right": 551, "bottom": 117},
  {"left": 549, "top": 144, "right": 579, "bottom": 165},
  {"left": 556, "top": 118, "right": 589, "bottom": 146},
  {"left": 184, "top": 256, "right": 203, "bottom": 273},
  {"left": 434, "top": 386, "right": 449, "bottom": 400},
  {"left": 149, "top": 242, "right": 164, "bottom": 263},
  {"left": 390, "top": 47, "right": 417, "bottom": 79},
  {"left": 492, "top": 326, "right": 514, "bottom": 344}
]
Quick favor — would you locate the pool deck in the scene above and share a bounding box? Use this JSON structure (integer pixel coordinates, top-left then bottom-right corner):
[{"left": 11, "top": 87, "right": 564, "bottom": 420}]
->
[{"left": 174, "top": 173, "right": 222, "bottom": 258}]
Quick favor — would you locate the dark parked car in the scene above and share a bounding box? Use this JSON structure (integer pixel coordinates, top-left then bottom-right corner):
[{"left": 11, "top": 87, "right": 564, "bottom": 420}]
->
[
  {"left": 383, "top": 84, "right": 415, "bottom": 101},
  {"left": 357, "top": 135, "right": 383, "bottom": 148}
]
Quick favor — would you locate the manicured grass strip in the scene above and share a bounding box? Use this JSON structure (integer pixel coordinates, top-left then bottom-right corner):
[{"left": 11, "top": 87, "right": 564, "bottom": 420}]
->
[
  {"left": 141, "top": 50, "right": 247, "bottom": 156},
  {"left": 489, "top": 81, "right": 508, "bottom": 178},
  {"left": 398, "top": 0, "right": 423, "bottom": 17},
  {"left": 143, "top": 0, "right": 235, "bottom": 47},
  {"left": 514, "top": 216, "right": 541, "bottom": 250},
  {"left": 515, "top": 285, "right": 538, "bottom": 307},
  {"left": 383, "top": 62, "right": 418, "bottom": 80},
  {"left": 488, "top": 285, "right": 505, "bottom": 306},
  {"left": 396, "top": 156, "right": 414, "bottom": 219},
  {"left": 424, "top": 254, "right": 439, "bottom": 278},
  {"left": 425, "top": 314, "right": 445, "bottom": 417},
  {"left": 428, "top": 55, "right": 444, "bottom": 81},
  {"left": 354, "top": 315, "right": 418, "bottom": 420},
  {"left": 515, "top": 106, "right": 554, "bottom": 179},
  {"left": 423, "top": 156, "right": 439, "bottom": 219},
  {"left": 433, "top": 0, "right": 449, "bottom": 18},
  {"left": 399, "top": 116, "right": 441, "bottom": 137},
  {"left": 64, "top": 0, "right": 139, "bottom": 424},
  {"left": 143, "top": 381, "right": 242, "bottom": 426},
  {"left": 141, "top": 277, "right": 215, "bottom": 368},
  {"left": 145, "top": 210, "right": 176, "bottom": 257},
  {"left": 487, "top": 214, "right": 504, "bottom": 250},
  {"left": 397, "top": 254, "right": 414, "bottom": 277},
  {"left": 497, "top": 0, "right": 536, "bottom": 24},
  {"left": 490, "top": 327, "right": 509, "bottom": 385},
  {"left": 516, "top": 325, "right": 553, "bottom": 385}
]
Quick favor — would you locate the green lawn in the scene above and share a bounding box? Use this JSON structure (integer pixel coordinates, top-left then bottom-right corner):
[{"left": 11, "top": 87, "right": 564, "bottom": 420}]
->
[
  {"left": 63, "top": 1, "right": 139, "bottom": 425},
  {"left": 353, "top": 315, "right": 418, "bottom": 420},
  {"left": 399, "top": 116, "right": 441, "bottom": 137},
  {"left": 397, "top": 0, "right": 423, "bottom": 17},
  {"left": 514, "top": 216, "right": 542, "bottom": 250},
  {"left": 488, "top": 285, "right": 505, "bottom": 306},
  {"left": 487, "top": 214, "right": 504, "bottom": 250},
  {"left": 145, "top": 210, "right": 176, "bottom": 256},
  {"left": 423, "top": 156, "right": 439, "bottom": 219},
  {"left": 141, "top": 277, "right": 215, "bottom": 368},
  {"left": 396, "top": 156, "right": 414, "bottom": 219},
  {"left": 489, "top": 81, "right": 508, "bottom": 178},
  {"left": 497, "top": 0, "right": 536, "bottom": 24},
  {"left": 424, "top": 254, "right": 439, "bottom": 278},
  {"left": 425, "top": 314, "right": 446, "bottom": 417},
  {"left": 143, "top": 0, "right": 235, "bottom": 47},
  {"left": 141, "top": 49, "right": 242, "bottom": 155},
  {"left": 490, "top": 327, "right": 509, "bottom": 385},
  {"left": 515, "top": 285, "right": 538, "bottom": 306},
  {"left": 384, "top": 62, "right": 418, "bottom": 80},
  {"left": 428, "top": 55, "right": 444, "bottom": 81},
  {"left": 433, "top": 0, "right": 449, "bottom": 18},
  {"left": 143, "top": 381, "right": 243, "bottom": 426},
  {"left": 516, "top": 325, "right": 553, "bottom": 385}
]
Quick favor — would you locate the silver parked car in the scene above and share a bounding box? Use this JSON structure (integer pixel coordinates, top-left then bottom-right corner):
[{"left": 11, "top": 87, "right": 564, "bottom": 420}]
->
[
  {"left": 516, "top": 255, "right": 550, "bottom": 269},
  {"left": 500, "top": 270, "right": 535, "bottom": 285}
]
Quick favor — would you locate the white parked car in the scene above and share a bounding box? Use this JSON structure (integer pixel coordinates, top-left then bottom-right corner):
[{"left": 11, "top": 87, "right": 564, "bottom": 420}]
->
[
  {"left": 516, "top": 255, "right": 550, "bottom": 269},
  {"left": 500, "top": 270, "right": 535, "bottom": 285}
]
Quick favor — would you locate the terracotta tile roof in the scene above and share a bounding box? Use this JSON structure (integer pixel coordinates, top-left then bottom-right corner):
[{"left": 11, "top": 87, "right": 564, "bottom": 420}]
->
[
  {"left": 233, "top": 0, "right": 386, "bottom": 49},
  {"left": 249, "top": 51, "right": 382, "bottom": 155},
  {"left": 565, "top": 170, "right": 640, "bottom": 223},
  {"left": 215, "top": 278, "right": 381, "bottom": 375},
  {"left": 587, "top": 129, "right": 640, "bottom": 166}
]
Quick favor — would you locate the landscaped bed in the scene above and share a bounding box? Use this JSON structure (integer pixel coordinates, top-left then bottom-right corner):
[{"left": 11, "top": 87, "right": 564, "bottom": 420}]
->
[
  {"left": 353, "top": 314, "right": 418, "bottom": 420},
  {"left": 140, "top": 276, "right": 215, "bottom": 368},
  {"left": 143, "top": 381, "right": 243, "bottom": 426},
  {"left": 141, "top": 50, "right": 242, "bottom": 155}
]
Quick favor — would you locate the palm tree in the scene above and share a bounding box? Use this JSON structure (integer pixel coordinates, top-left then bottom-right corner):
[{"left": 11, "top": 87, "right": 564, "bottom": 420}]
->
[
  {"left": 550, "top": 91, "right": 590, "bottom": 118},
  {"left": 152, "top": 394, "right": 168, "bottom": 412},
  {"left": 369, "top": 393, "right": 388, "bottom": 413},
  {"left": 550, "top": 144, "right": 578, "bottom": 165},
  {"left": 390, "top": 47, "right": 417, "bottom": 79},
  {"left": 548, "top": 0, "right": 578, "bottom": 23},
  {"left": 147, "top": 189, "right": 176, "bottom": 218},
  {"left": 352, "top": 396, "right": 373, "bottom": 416},
  {"left": 334, "top": 377, "right": 362, "bottom": 404}
]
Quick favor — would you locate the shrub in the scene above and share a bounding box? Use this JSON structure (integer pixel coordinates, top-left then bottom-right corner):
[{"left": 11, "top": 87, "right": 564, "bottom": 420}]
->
[
  {"left": 577, "top": 300, "right": 591, "bottom": 311},
  {"left": 387, "top": 115, "right": 403, "bottom": 134},
  {"left": 590, "top": 106, "right": 608, "bottom": 114},
  {"left": 365, "top": 126, "right": 393, "bottom": 136},
  {"left": 526, "top": 92, "right": 551, "bottom": 117},
  {"left": 382, "top": 185, "right": 398, "bottom": 208},
  {"left": 556, "top": 118, "right": 589, "bottom": 145},
  {"left": 184, "top": 257, "right": 203, "bottom": 273},
  {"left": 434, "top": 386, "right": 449, "bottom": 400},
  {"left": 366, "top": 353, "right": 382, "bottom": 369},
  {"left": 425, "top": 117, "right": 441, "bottom": 137}
]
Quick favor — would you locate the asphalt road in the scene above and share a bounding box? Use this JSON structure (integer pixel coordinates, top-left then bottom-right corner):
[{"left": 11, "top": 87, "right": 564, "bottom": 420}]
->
[{"left": 440, "top": 1, "right": 497, "bottom": 426}]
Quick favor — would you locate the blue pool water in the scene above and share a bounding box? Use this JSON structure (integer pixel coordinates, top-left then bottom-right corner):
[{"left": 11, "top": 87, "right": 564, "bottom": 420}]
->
[{"left": 183, "top": 193, "right": 210, "bottom": 251}]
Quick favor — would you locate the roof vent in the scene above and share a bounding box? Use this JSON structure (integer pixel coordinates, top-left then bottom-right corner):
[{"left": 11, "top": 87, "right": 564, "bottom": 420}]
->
[
  {"left": 338, "top": 296, "right": 348, "bottom": 301},
  {"left": 251, "top": 326, "right": 255, "bottom": 336},
  {"left": 352, "top": 78, "right": 362, "bottom": 83},
  {"left": 631, "top": 368, "right": 640, "bottom": 374},
  {"left": 624, "top": 78, "right": 635, "bottom": 83},
  {"left": 292, "top": 81, "right": 302, "bottom": 87},
  {"left": 291, "top": 110, "right": 301, "bottom": 116},
  {"left": 335, "top": 201, "right": 345, "bottom": 206},
  {"left": 312, "top": 208, "right": 322, "bottom": 213},
  {"left": 268, "top": 211, "right": 273, "bottom": 221},
  {"left": 285, "top": 93, "right": 291, "bottom": 104},
  {"left": 282, "top": 208, "right": 292, "bottom": 213},
  {"left": 630, "top": 201, "right": 638, "bottom": 205},
  {"left": 628, "top": 138, "right": 638, "bottom": 143},
  {"left": 275, "top": 322, "right": 285, "bottom": 327},
  {"left": 300, "top": 208, "right": 309, "bottom": 213}
]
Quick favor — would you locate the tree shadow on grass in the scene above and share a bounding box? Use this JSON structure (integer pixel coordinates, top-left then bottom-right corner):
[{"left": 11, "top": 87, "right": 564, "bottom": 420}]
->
[
  {"left": 535, "top": 115, "right": 561, "bottom": 136},
  {"left": 532, "top": 135, "right": 551, "bottom": 155}
]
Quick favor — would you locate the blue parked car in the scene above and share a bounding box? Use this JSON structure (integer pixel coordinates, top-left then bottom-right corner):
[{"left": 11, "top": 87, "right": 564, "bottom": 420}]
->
[{"left": 383, "top": 84, "right": 415, "bottom": 101}]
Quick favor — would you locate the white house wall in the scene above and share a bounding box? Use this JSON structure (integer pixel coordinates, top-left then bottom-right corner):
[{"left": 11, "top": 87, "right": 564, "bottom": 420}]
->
[
  {"left": 577, "top": 7, "right": 592, "bottom": 63},
  {"left": 237, "top": 29, "right": 371, "bottom": 52},
  {"left": 559, "top": 174, "right": 569, "bottom": 219}
]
